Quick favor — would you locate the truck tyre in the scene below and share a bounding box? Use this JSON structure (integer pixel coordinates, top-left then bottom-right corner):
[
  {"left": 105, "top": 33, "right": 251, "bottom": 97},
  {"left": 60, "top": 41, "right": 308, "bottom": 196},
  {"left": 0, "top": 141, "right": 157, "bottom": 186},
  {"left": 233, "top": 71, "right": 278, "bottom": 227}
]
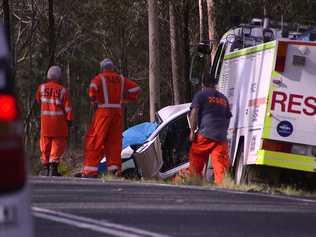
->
[
  {"left": 234, "top": 142, "right": 249, "bottom": 184},
  {"left": 234, "top": 141, "right": 261, "bottom": 185}
]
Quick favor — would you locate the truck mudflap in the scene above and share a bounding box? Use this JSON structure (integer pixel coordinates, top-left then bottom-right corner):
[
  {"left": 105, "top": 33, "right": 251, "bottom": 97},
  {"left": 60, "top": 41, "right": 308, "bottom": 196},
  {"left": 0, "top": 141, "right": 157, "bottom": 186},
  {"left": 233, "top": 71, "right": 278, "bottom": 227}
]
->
[{"left": 256, "top": 149, "right": 316, "bottom": 172}]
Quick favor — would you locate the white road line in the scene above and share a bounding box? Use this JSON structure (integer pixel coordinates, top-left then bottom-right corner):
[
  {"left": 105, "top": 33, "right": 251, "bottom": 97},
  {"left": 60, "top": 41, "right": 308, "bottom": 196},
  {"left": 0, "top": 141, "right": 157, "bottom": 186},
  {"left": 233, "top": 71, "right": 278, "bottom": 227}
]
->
[
  {"left": 33, "top": 212, "right": 139, "bottom": 237},
  {"left": 32, "top": 207, "right": 172, "bottom": 237}
]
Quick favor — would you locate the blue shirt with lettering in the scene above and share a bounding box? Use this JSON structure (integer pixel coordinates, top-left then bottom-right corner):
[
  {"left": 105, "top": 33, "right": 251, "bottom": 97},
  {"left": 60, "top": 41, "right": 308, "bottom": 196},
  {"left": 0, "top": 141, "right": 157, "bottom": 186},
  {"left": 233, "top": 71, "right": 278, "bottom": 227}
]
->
[{"left": 191, "top": 88, "right": 232, "bottom": 141}]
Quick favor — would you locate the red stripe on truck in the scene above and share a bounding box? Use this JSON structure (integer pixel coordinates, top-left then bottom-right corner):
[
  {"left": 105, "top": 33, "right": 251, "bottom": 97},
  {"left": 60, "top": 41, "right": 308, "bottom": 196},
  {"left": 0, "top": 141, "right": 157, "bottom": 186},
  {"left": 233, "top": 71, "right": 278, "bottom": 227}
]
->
[{"left": 248, "top": 97, "right": 266, "bottom": 107}]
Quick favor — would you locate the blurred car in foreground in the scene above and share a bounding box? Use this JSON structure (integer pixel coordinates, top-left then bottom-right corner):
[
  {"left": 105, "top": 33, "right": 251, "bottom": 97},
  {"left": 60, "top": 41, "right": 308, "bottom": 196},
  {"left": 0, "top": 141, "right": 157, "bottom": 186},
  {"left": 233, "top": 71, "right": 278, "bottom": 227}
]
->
[
  {"left": 0, "top": 24, "right": 33, "bottom": 237},
  {"left": 100, "top": 103, "right": 192, "bottom": 179}
]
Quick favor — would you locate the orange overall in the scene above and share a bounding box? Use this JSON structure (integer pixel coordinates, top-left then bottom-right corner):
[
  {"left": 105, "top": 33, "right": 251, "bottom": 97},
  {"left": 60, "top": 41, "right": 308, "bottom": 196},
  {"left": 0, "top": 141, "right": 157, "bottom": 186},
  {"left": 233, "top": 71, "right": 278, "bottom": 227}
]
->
[
  {"left": 82, "top": 70, "right": 140, "bottom": 176},
  {"left": 36, "top": 80, "right": 73, "bottom": 165},
  {"left": 189, "top": 134, "right": 230, "bottom": 185}
]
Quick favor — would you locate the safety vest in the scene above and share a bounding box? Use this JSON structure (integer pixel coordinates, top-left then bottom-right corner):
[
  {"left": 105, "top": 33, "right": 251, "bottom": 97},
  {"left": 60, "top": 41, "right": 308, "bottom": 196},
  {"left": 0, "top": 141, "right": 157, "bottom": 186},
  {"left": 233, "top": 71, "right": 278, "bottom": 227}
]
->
[
  {"left": 36, "top": 80, "right": 73, "bottom": 137},
  {"left": 89, "top": 70, "right": 141, "bottom": 109}
]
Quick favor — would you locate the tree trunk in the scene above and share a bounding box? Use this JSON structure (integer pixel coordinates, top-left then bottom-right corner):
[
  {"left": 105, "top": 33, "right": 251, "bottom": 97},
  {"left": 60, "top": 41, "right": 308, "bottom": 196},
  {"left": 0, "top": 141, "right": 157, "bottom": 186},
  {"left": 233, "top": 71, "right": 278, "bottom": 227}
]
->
[
  {"left": 182, "top": 0, "right": 192, "bottom": 101},
  {"left": 263, "top": 0, "right": 271, "bottom": 28},
  {"left": 206, "top": 0, "right": 216, "bottom": 59},
  {"left": 199, "top": 0, "right": 209, "bottom": 42},
  {"left": 48, "top": 0, "right": 55, "bottom": 66},
  {"left": 148, "top": 0, "right": 160, "bottom": 121},
  {"left": 169, "top": 1, "right": 182, "bottom": 105}
]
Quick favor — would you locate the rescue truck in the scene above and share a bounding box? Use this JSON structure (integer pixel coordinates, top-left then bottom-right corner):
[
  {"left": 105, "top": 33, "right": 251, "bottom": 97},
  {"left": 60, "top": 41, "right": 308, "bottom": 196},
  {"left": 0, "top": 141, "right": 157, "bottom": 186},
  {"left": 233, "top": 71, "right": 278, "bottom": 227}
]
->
[{"left": 190, "top": 19, "right": 316, "bottom": 184}]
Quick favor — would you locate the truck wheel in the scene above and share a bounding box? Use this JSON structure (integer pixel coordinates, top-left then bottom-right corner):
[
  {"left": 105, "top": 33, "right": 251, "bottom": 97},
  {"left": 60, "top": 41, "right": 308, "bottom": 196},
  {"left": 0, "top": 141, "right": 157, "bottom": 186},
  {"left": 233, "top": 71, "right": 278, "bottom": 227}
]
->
[
  {"left": 234, "top": 142, "right": 262, "bottom": 185},
  {"left": 234, "top": 142, "right": 249, "bottom": 184}
]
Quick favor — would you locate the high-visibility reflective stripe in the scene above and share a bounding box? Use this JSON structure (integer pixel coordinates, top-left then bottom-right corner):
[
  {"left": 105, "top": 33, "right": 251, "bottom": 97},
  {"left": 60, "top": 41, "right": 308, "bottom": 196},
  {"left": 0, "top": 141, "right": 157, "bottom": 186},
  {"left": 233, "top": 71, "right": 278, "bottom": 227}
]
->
[
  {"left": 100, "top": 76, "right": 109, "bottom": 104},
  {"left": 262, "top": 71, "right": 280, "bottom": 138},
  {"left": 41, "top": 97, "right": 62, "bottom": 105},
  {"left": 108, "top": 165, "right": 119, "bottom": 171},
  {"left": 41, "top": 84, "right": 45, "bottom": 94},
  {"left": 41, "top": 111, "right": 64, "bottom": 116},
  {"left": 65, "top": 107, "right": 72, "bottom": 113},
  {"left": 256, "top": 150, "right": 316, "bottom": 172},
  {"left": 128, "top": 87, "right": 141, "bottom": 93},
  {"left": 89, "top": 83, "right": 98, "bottom": 90},
  {"left": 49, "top": 158, "right": 60, "bottom": 163},
  {"left": 83, "top": 166, "right": 98, "bottom": 171},
  {"left": 98, "top": 104, "right": 121, "bottom": 108},
  {"left": 99, "top": 75, "right": 122, "bottom": 108}
]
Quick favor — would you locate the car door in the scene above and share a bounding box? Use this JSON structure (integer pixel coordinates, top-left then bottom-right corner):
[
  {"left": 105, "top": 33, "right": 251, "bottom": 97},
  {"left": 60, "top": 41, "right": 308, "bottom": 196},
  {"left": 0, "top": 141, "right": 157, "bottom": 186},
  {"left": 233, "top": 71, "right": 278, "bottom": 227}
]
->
[
  {"left": 133, "top": 136, "right": 163, "bottom": 178},
  {"left": 134, "top": 111, "right": 191, "bottom": 179}
]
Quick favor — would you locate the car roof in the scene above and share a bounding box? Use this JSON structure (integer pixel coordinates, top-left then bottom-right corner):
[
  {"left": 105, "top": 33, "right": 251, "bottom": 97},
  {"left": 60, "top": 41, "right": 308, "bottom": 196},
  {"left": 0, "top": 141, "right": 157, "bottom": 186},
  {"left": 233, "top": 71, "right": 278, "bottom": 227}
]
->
[{"left": 157, "top": 103, "right": 191, "bottom": 123}]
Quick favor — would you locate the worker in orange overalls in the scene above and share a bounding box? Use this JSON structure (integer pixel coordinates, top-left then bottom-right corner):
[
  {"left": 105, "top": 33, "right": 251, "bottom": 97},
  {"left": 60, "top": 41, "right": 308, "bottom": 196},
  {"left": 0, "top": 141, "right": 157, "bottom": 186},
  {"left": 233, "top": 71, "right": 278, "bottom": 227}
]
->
[
  {"left": 75, "top": 58, "right": 141, "bottom": 178},
  {"left": 188, "top": 77, "right": 232, "bottom": 185},
  {"left": 36, "top": 66, "right": 73, "bottom": 176}
]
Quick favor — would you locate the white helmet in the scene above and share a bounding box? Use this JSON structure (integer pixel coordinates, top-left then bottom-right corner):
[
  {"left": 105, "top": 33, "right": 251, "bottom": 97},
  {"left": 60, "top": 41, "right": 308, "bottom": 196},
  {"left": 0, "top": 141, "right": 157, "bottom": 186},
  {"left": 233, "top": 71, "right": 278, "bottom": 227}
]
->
[
  {"left": 100, "top": 58, "right": 114, "bottom": 71},
  {"left": 47, "top": 65, "right": 62, "bottom": 80}
]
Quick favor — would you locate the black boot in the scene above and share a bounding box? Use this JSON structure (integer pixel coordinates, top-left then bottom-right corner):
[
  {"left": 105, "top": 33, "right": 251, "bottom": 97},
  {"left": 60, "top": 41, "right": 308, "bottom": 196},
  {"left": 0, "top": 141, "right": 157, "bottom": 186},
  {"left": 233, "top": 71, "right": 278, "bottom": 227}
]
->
[
  {"left": 74, "top": 172, "right": 98, "bottom": 178},
  {"left": 38, "top": 165, "right": 49, "bottom": 176},
  {"left": 49, "top": 163, "right": 62, "bottom": 176}
]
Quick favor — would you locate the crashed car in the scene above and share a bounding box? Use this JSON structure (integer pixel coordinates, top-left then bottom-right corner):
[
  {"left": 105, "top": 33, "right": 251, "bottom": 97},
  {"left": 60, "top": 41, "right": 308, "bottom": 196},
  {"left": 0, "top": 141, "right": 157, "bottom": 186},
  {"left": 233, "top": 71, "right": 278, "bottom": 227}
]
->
[{"left": 99, "top": 103, "right": 191, "bottom": 179}]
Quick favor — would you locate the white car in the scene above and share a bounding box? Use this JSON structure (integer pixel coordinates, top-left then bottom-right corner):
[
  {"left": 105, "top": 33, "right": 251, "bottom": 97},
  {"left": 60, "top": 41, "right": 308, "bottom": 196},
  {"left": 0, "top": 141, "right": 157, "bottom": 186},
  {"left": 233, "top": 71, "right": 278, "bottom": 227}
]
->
[
  {"left": 0, "top": 25, "right": 33, "bottom": 237},
  {"left": 117, "top": 103, "right": 192, "bottom": 179}
]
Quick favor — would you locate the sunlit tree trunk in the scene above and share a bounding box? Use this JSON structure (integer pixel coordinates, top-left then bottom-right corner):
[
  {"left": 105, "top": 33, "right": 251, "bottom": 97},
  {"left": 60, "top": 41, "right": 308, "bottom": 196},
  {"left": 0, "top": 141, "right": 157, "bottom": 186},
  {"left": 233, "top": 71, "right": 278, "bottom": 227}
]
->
[
  {"left": 183, "top": 0, "right": 192, "bottom": 101},
  {"left": 206, "top": 0, "right": 216, "bottom": 59},
  {"left": 148, "top": 0, "right": 160, "bottom": 121},
  {"left": 169, "top": 1, "right": 182, "bottom": 105}
]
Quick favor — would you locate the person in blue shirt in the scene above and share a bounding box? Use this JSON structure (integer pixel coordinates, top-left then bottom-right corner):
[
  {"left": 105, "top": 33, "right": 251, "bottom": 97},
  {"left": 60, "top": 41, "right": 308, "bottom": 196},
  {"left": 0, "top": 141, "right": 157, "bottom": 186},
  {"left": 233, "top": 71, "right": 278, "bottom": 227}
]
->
[{"left": 188, "top": 77, "right": 232, "bottom": 185}]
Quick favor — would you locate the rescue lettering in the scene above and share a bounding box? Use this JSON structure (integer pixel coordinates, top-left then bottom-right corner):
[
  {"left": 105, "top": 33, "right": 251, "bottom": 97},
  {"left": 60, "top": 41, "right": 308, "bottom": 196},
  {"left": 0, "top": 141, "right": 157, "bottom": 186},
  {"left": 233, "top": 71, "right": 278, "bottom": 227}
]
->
[
  {"left": 271, "top": 91, "right": 316, "bottom": 116},
  {"left": 208, "top": 96, "right": 227, "bottom": 107}
]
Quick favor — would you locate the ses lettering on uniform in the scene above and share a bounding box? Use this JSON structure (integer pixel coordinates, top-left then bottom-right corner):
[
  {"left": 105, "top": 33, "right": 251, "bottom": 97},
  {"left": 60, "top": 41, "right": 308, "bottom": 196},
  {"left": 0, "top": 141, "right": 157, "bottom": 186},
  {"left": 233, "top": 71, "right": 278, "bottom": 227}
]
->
[
  {"left": 44, "top": 88, "right": 62, "bottom": 98},
  {"left": 271, "top": 91, "right": 316, "bottom": 116}
]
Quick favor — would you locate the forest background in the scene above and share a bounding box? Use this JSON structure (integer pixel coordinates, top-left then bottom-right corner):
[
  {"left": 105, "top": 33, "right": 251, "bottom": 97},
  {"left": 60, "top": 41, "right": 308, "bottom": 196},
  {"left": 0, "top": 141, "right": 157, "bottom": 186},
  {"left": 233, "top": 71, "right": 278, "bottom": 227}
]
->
[{"left": 2, "top": 0, "right": 316, "bottom": 171}]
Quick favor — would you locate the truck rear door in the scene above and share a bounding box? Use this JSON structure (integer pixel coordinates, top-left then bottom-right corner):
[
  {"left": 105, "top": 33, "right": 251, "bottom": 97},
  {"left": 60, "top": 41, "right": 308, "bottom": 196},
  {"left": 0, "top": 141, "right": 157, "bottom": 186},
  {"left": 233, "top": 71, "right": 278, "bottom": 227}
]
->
[{"left": 265, "top": 40, "right": 316, "bottom": 146}]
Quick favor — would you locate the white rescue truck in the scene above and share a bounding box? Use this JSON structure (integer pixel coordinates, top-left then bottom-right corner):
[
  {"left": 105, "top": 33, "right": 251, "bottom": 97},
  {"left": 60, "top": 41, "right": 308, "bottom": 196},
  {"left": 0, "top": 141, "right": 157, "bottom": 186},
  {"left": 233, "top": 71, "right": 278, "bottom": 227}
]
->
[{"left": 191, "top": 20, "right": 316, "bottom": 184}]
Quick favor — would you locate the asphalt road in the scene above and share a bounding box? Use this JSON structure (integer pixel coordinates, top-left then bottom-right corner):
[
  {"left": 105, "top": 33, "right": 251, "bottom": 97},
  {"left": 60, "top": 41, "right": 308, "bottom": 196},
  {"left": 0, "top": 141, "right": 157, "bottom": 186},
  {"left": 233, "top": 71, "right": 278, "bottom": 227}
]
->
[{"left": 31, "top": 176, "right": 316, "bottom": 237}]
